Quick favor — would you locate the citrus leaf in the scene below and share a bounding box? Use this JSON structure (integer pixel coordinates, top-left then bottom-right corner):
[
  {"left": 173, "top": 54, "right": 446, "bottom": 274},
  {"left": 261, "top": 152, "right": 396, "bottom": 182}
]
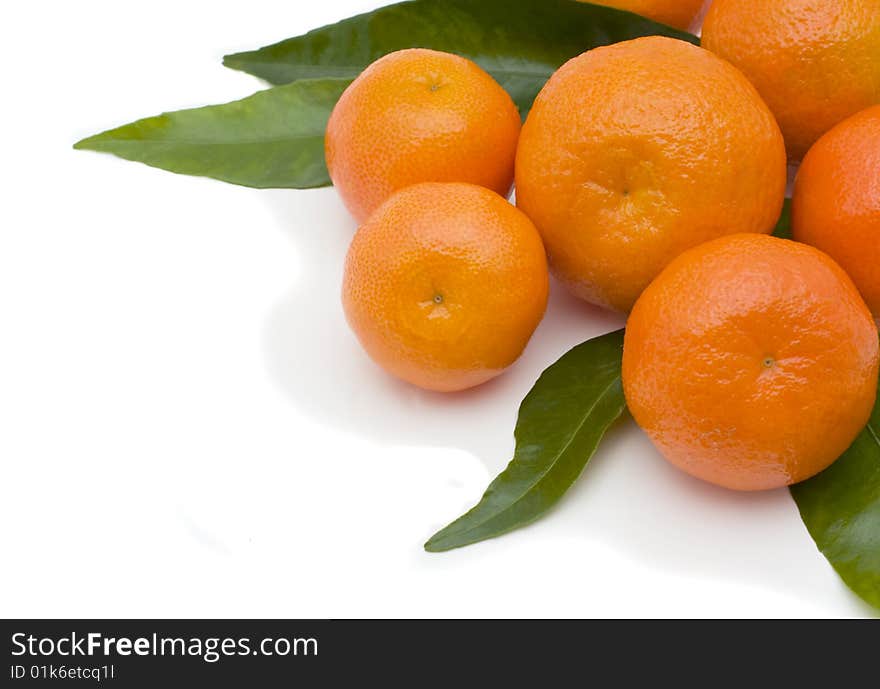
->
[
  {"left": 791, "top": 375, "right": 880, "bottom": 610},
  {"left": 223, "top": 0, "right": 697, "bottom": 116},
  {"left": 74, "top": 78, "right": 351, "bottom": 188},
  {"left": 772, "top": 198, "right": 792, "bottom": 239},
  {"left": 425, "top": 329, "right": 626, "bottom": 552}
]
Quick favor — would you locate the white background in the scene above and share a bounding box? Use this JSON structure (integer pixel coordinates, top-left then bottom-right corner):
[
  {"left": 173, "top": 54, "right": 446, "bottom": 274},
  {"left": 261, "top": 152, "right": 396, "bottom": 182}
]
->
[{"left": 0, "top": 0, "right": 872, "bottom": 618}]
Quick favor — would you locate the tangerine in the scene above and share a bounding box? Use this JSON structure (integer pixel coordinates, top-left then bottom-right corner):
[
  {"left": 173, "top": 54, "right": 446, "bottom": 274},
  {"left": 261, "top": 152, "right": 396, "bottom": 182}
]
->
[
  {"left": 582, "top": 0, "right": 703, "bottom": 30},
  {"left": 342, "top": 183, "right": 548, "bottom": 392},
  {"left": 515, "top": 36, "right": 786, "bottom": 313},
  {"left": 325, "top": 49, "right": 521, "bottom": 223},
  {"left": 702, "top": 0, "right": 880, "bottom": 161},
  {"left": 622, "top": 234, "right": 879, "bottom": 491},
  {"left": 792, "top": 105, "right": 880, "bottom": 319}
]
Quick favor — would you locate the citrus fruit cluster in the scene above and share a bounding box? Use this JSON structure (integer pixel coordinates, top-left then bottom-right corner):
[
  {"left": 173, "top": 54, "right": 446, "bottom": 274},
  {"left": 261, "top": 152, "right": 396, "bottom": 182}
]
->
[{"left": 329, "top": 0, "right": 880, "bottom": 492}]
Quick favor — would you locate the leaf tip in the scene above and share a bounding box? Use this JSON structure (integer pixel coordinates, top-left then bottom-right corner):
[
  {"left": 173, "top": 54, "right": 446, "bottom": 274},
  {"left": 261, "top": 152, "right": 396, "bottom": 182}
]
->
[
  {"left": 423, "top": 538, "right": 445, "bottom": 553},
  {"left": 423, "top": 533, "right": 442, "bottom": 553},
  {"left": 221, "top": 52, "right": 246, "bottom": 72},
  {"left": 72, "top": 136, "right": 94, "bottom": 151},
  {"left": 423, "top": 525, "right": 462, "bottom": 553},
  {"left": 73, "top": 130, "right": 113, "bottom": 152},
  {"left": 423, "top": 540, "right": 452, "bottom": 554}
]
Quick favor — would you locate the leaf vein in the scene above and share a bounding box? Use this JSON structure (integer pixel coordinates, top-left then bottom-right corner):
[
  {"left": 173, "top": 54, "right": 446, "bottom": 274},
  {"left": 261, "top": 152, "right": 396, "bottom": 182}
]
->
[
  {"left": 228, "top": 59, "right": 553, "bottom": 79},
  {"left": 83, "top": 135, "right": 321, "bottom": 147},
  {"left": 865, "top": 421, "right": 880, "bottom": 449}
]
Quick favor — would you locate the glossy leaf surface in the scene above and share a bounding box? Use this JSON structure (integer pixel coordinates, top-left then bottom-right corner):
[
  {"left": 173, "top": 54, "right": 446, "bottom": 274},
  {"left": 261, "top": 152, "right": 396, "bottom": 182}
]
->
[{"left": 224, "top": 0, "right": 697, "bottom": 115}]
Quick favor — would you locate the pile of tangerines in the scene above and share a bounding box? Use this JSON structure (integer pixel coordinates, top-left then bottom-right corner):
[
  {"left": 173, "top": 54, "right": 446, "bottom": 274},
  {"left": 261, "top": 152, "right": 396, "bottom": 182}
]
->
[{"left": 327, "top": 0, "right": 880, "bottom": 492}]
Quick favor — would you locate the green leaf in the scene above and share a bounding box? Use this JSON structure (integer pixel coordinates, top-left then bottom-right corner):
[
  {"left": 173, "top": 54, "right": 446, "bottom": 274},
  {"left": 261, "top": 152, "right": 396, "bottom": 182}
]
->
[
  {"left": 74, "top": 78, "right": 351, "bottom": 188},
  {"left": 791, "top": 376, "right": 880, "bottom": 610},
  {"left": 772, "top": 197, "right": 792, "bottom": 239},
  {"left": 76, "top": 1, "right": 696, "bottom": 187},
  {"left": 223, "top": 0, "right": 697, "bottom": 116},
  {"left": 425, "top": 329, "right": 626, "bottom": 552}
]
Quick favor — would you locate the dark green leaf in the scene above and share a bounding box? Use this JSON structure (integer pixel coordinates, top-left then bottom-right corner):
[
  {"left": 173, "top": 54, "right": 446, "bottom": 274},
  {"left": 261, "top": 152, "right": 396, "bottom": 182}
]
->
[
  {"left": 223, "top": 0, "right": 697, "bottom": 116},
  {"left": 74, "top": 78, "right": 351, "bottom": 188},
  {"left": 425, "top": 329, "right": 626, "bottom": 552},
  {"left": 772, "top": 197, "right": 792, "bottom": 239},
  {"left": 791, "top": 376, "right": 880, "bottom": 610}
]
